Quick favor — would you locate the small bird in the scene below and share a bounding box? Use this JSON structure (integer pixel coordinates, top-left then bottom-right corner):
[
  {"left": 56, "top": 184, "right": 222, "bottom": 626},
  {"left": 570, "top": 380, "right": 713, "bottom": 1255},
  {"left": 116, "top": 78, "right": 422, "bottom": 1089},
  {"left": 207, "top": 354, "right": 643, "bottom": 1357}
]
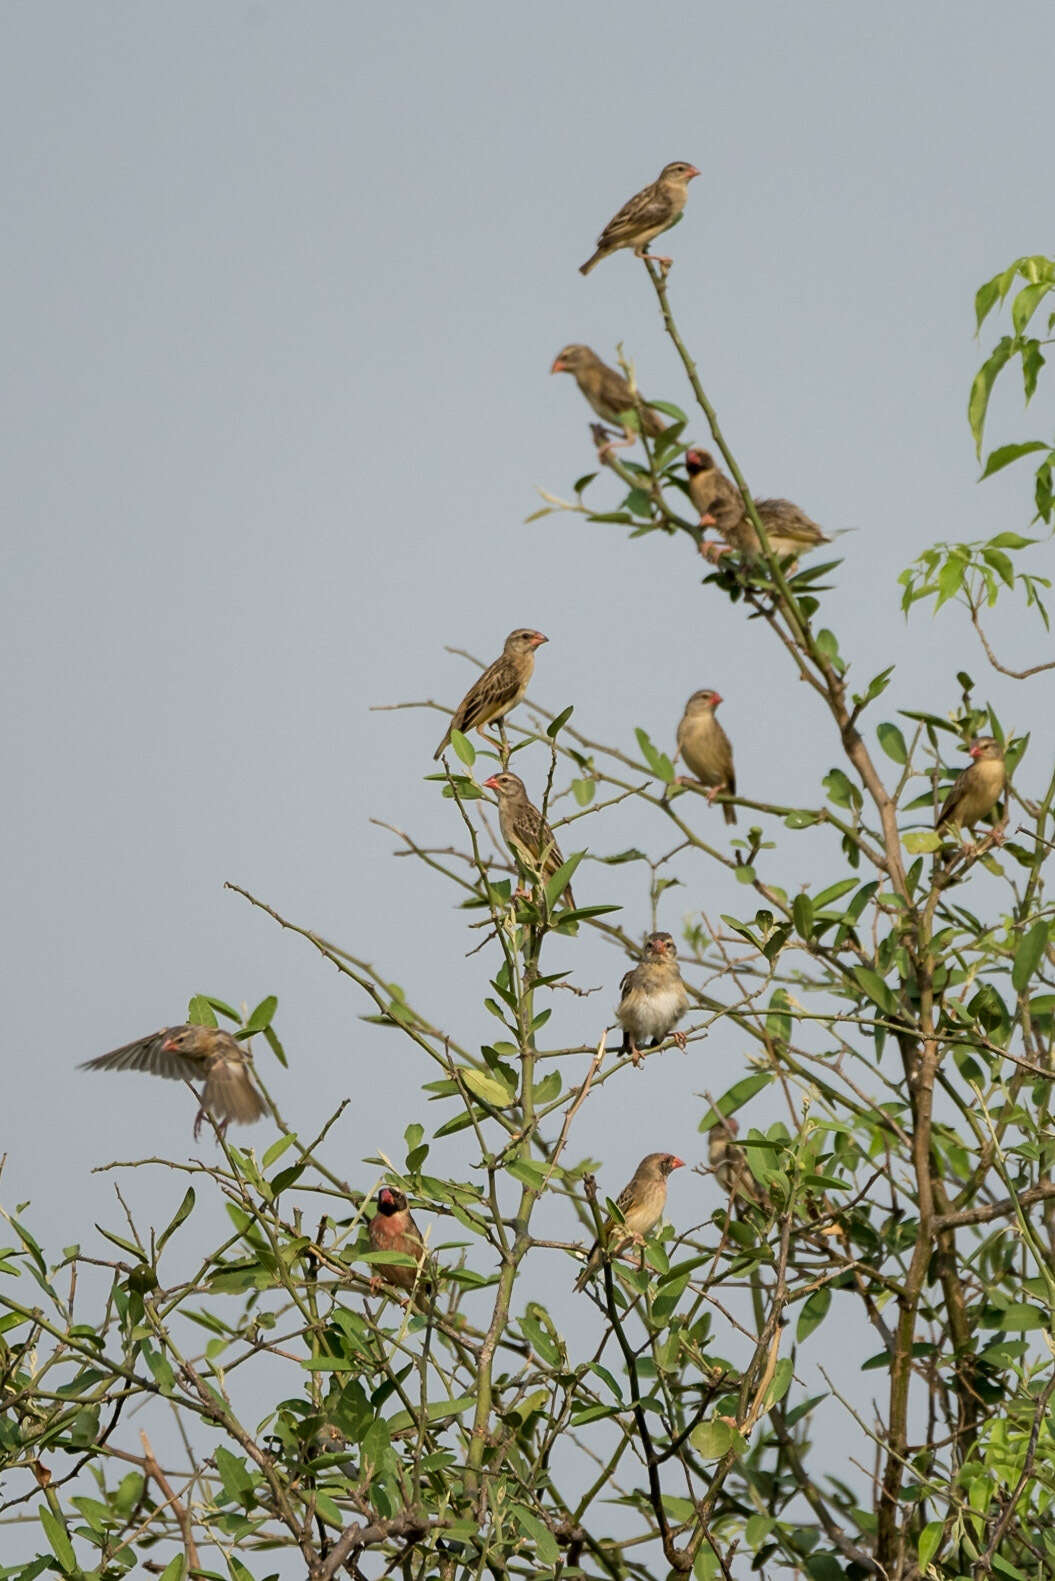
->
[
  {"left": 367, "top": 1187, "right": 432, "bottom": 1301},
  {"left": 434, "top": 629, "right": 547, "bottom": 760},
  {"left": 579, "top": 162, "right": 700, "bottom": 275},
  {"left": 550, "top": 344, "right": 666, "bottom": 450},
  {"left": 708, "top": 1118, "right": 766, "bottom": 1210},
  {"left": 574, "top": 1152, "right": 684, "bottom": 1290},
  {"left": 936, "top": 737, "right": 1006, "bottom": 840},
  {"left": 615, "top": 932, "right": 690, "bottom": 1066},
  {"left": 482, "top": 771, "right": 575, "bottom": 907},
  {"left": 80, "top": 1025, "right": 267, "bottom": 1138},
  {"left": 684, "top": 449, "right": 831, "bottom": 563},
  {"left": 676, "top": 689, "right": 737, "bottom": 823}
]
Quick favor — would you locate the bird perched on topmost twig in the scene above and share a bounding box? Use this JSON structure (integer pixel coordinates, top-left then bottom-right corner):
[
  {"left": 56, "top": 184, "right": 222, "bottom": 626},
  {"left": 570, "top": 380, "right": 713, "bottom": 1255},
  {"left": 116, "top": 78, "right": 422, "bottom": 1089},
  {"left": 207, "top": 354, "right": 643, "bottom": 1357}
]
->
[
  {"left": 80, "top": 1024, "right": 267, "bottom": 1138},
  {"left": 550, "top": 344, "right": 666, "bottom": 451},
  {"left": 935, "top": 737, "right": 1006, "bottom": 844},
  {"left": 684, "top": 449, "right": 831, "bottom": 564},
  {"left": 434, "top": 629, "right": 547, "bottom": 760},
  {"left": 579, "top": 162, "right": 700, "bottom": 275},
  {"left": 615, "top": 932, "right": 689, "bottom": 1066},
  {"left": 367, "top": 1187, "right": 433, "bottom": 1303},
  {"left": 483, "top": 771, "right": 575, "bottom": 907},
  {"left": 574, "top": 1152, "right": 684, "bottom": 1290},
  {"left": 676, "top": 688, "right": 737, "bottom": 823}
]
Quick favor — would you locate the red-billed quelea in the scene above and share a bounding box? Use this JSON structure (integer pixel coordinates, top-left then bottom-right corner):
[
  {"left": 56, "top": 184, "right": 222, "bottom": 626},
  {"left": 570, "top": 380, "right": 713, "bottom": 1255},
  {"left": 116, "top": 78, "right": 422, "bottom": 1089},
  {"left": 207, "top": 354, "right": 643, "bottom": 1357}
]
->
[
  {"left": 434, "top": 629, "right": 547, "bottom": 760},
  {"left": 615, "top": 932, "right": 689, "bottom": 1066},
  {"left": 936, "top": 737, "right": 1006, "bottom": 840},
  {"left": 580, "top": 162, "right": 700, "bottom": 275},
  {"left": 483, "top": 771, "right": 575, "bottom": 907},
  {"left": 550, "top": 344, "right": 666, "bottom": 450},
  {"left": 685, "top": 449, "right": 831, "bottom": 563},
  {"left": 676, "top": 689, "right": 737, "bottom": 823},
  {"left": 367, "top": 1187, "right": 432, "bottom": 1302},
  {"left": 574, "top": 1152, "right": 684, "bottom": 1290},
  {"left": 80, "top": 1025, "right": 267, "bottom": 1138}
]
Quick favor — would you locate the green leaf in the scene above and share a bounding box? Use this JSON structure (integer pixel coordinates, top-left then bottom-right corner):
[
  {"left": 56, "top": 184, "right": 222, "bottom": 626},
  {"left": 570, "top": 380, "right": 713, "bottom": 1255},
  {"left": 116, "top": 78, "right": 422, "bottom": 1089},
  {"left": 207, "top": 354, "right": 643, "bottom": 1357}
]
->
[
  {"left": 698, "top": 1073, "right": 773, "bottom": 1132},
  {"left": 544, "top": 850, "right": 584, "bottom": 909},
  {"left": 460, "top": 1067, "right": 515, "bottom": 1107},
  {"left": 449, "top": 728, "right": 475, "bottom": 766},
  {"left": 187, "top": 993, "right": 219, "bottom": 1027},
  {"left": 386, "top": 1394, "right": 475, "bottom": 1434},
  {"left": 690, "top": 1417, "right": 746, "bottom": 1460},
  {"left": 1011, "top": 280, "right": 1054, "bottom": 335},
  {"left": 980, "top": 1303, "right": 1048, "bottom": 1331},
  {"left": 156, "top": 1188, "right": 196, "bottom": 1255},
  {"left": 634, "top": 727, "right": 675, "bottom": 783},
  {"left": 918, "top": 1520, "right": 943, "bottom": 1572},
  {"left": 1012, "top": 921, "right": 1048, "bottom": 993},
  {"left": 876, "top": 722, "right": 907, "bottom": 764},
  {"left": 764, "top": 1356, "right": 794, "bottom": 1409},
  {"left": 262, "top": 1132, "right": 296, "bottom": 1170},
  {"left": 510, "top": 1504, "right": 560, "bottom": 1565},
  {"left": 823, "top": 768, "right": 859, "bottom": 809},
  {"left": 571, "top": 777, "right": 595, "bottom": 806},
  {"left": 980, "top": 440, "right": 1049, "bottom": 478},
  {"left": 547, "top": 705, "right": 574, "bottom": 738},
  {"left": 244, "top": 995, "right": 278, "bottom": 1034},
  {"left": 649, "top": 399, "right": 689, "bottom": 422},
  {"left": 902, "top": 829, "right": 943, "bottom": 854},
  {"left": 797, "top": 1285, "right": 832, "bottom": 1341},
  {"left": 851, "top": 966, "right": 900, "bottom": 1019},
  {"left": 969, "top": 335, "right": 1013, "bottom": 455},
  {"left": 38, "top": 1506, "right": 76, "bottom": 1571},
  {"left": 792, "top": 893, "right": 814, "bottom": 941}
]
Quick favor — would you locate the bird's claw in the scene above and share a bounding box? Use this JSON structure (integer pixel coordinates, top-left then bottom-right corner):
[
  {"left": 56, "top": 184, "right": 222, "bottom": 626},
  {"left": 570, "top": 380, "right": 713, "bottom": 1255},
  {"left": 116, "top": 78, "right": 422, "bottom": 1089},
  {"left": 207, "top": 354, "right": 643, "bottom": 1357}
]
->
[
  {"left": 699, "top": 539, "right": 730, "bottom": 564},
  {"left": 673, "top": 1031, "right": 687, "bottom": 1051}
]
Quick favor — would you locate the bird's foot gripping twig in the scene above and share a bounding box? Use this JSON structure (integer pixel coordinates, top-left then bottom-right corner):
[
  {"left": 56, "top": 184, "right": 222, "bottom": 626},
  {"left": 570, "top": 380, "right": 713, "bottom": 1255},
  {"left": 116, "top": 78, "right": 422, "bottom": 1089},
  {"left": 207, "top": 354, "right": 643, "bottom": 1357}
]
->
[
  {"left": 699, "top": 539, "right": 731, "bottom": 564},
  {"left": 672, "top": 1031, "right": 687, "bottom": 1051}
]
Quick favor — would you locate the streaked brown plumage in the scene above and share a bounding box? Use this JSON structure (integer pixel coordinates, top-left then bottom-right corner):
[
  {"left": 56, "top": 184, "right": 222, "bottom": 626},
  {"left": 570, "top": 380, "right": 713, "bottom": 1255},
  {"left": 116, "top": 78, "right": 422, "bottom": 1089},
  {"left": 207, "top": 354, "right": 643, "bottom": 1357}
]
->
[
  {"left": 550, "top": 344, "right": 666, "bottom": 449},
  {"left": 676, "top": 688, "right": 736, "bottom": 823},
  {"left": 367, "top": 1187, "right": 432, "bottom": 1301},
  {"left": 615, "top": 932, "right": 689, "bottom": 1066},
  {"left": 685, "top": 448, "right": 830, "bottom": 562},
  {"left": 936, "top": 737, "right": 1006, "bottom": 836},
  {"left": 708, "top": 1118, "right": 768, "bottom": 1210},
  {"left": 574, "top": 1152, "right": 684, "bottom": 1290},
  {"left": 80, "top": 1024, "right": 267, "bottom": 1137},
  {"left": 483, "top": 771, "right": 575, "bottom": 907},
  {"left": 579, "top": 161, "right": 700, "bottom": 275},
  {"left": 434, "top": 629, "right": 547, "bottom": 760}
]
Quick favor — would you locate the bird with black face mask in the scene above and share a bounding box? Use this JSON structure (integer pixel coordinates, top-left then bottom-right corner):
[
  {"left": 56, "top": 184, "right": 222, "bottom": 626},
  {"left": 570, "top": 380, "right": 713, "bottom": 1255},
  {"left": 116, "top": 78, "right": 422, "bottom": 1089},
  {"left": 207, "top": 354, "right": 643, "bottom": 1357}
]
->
[{"left": 367, "top": 1187, "right": 433, "bottom": 1302}]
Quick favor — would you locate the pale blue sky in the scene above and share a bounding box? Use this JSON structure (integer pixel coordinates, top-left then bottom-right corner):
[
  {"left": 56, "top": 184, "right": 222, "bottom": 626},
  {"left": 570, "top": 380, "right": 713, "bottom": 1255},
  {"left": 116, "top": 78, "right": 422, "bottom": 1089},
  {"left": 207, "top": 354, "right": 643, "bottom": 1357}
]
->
[{"left": 2, "top": 4, "right": 1053, "bottom": 1545}]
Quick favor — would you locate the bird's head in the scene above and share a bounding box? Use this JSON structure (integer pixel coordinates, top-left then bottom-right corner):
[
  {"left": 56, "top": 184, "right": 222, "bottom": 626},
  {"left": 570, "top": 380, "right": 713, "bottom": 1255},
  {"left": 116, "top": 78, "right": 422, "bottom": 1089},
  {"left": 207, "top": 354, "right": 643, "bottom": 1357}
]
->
[
  {"left": 660, "top": 161, "right": 700, "bottom": 184},
  {"left": 376, "top": 1187, "right": 408, "bottom": 1216},
  {"left": 643, "top": 931, "right": 678, "bottom": 963},
  {"left": 657, "top": 1153, "right": 686, "bottom": 1176},
  {"left": 161, "top": 1025, "right": 218, "bottom": 1055},
  {"left": 483, "top": 772, "right": 526, "bottom": 801},
  {"left": 551, "top": 344, "right": 591, "bottom": 375},
  {"left": 968, "top": 736, "right": 1002, "bottom": 762},
  {"left": 684, "top": 448, "right": 715, "bottom": 477},
  {"left": 505, "top": 628, "right": 548, "bottom": 654},
  {"left": 686, "top": 688, "right": 722, "bottom": 713}
]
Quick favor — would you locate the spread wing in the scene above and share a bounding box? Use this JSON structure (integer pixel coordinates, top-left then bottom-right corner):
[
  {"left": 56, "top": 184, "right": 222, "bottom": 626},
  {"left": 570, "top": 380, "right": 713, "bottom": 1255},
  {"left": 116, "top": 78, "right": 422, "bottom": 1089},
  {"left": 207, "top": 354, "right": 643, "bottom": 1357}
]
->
[{"left": 80, "top": 1027, "right": 200, "bottom": 1082}]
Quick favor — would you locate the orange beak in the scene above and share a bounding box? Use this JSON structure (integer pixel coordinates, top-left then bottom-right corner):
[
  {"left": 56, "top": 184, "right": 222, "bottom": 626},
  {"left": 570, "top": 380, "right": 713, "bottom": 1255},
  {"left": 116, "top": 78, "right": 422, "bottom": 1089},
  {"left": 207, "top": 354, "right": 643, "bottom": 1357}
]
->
[
  {"left": 530, "top": 632, "right": 548, "bottom": 647},
  {"left": 482, "top": 775, "right": 501, "bottom": 791},
  {"left": 550, "top": 356, "right": 565, "bottom": 374},
  {"left": 670, "top": 1156, "right": 686, "bottom": 1170}
]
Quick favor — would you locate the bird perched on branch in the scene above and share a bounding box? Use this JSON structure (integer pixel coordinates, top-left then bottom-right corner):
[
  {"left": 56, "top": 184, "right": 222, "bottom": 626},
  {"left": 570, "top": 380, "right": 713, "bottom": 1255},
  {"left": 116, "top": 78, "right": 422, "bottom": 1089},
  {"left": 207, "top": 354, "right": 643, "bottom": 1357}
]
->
[
  {"left": 434, "top": 629, "right": 547, "bottom": 760},
  {"left": 80, "top": 1024, "right": 267, "bottom": 1138},
  {"left": 574, "top": 1152, "right": 684, "bottom": 1290},
  {"left": 708, "top": 1117, "right": 767, "bottom": 1210},
  {"left": 615, "top": 932, "right": 689, "bottom": 1066},
  {"left": 936, "top": 737, "right": 1006, "bottom": 842},
  {"left": 676, "top": 689, "right": 737, "bottom": 823},
  {"left": 550, "top": 344, "right": 666, "bottom": 450},
  {"left": 483, "top": 771, "right": 575, "bottom": 907},
  {"left": 367, "top": 1187, "right": 432, "bottom": 1302},
  {"left": 684, "top": 449, "right": 831, "bottom": 563},
  {"left": 579, "top": 161, "right": 700, "bottom": 275}
]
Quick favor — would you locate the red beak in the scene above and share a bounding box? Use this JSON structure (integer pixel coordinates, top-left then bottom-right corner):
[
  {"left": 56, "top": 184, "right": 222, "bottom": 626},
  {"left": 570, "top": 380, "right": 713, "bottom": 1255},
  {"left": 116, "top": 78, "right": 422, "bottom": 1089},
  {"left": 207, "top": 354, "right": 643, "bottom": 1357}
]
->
[
  {"left": 550, "top": 357, "right": 565, "bottom": 374},
  {"left": 711, "top": 693, "right": 723, "bottom": 707},
  {"left": 530, "top": 632, "right": 548, "bottom": 647},
  {"left": 670, "top": 1156, "right": 686, "bottom": 1170},
  {"left": 686, "top": 166, "right": 701, "bottom": 180},
  {"left": 699, "top": 512, "right": 716, "bottom": 527},
  {"left": 483, "top": 775, "right": 501, "bottom": 790}
]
